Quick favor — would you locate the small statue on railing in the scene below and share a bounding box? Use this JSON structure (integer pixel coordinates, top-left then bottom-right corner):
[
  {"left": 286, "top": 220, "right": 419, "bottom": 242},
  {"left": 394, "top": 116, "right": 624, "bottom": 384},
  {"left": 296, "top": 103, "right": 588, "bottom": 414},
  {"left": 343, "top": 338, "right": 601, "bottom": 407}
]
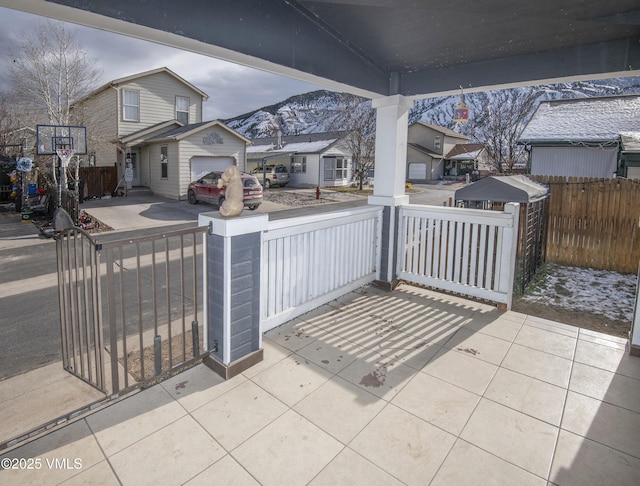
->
[{"left": 217, "top": 165, "right": 244, "bottom": 217}]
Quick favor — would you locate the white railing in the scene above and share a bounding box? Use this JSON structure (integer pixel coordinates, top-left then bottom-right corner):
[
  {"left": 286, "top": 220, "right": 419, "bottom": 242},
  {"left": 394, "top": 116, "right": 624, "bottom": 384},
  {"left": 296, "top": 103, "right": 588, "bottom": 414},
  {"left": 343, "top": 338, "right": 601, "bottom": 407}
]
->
[
  {"left": 397, "top": 203, "right": 520, "bottom": 308},
  {"left": 261, "top": 205, "right": 383, "bottom": 332}
]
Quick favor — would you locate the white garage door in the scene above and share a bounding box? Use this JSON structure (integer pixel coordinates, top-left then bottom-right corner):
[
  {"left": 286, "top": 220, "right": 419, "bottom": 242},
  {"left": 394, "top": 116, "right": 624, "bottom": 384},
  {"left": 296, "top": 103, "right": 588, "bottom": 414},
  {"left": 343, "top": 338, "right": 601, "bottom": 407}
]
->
[
  {"left": 628, "top": 166, "right": 640, "bottom": 180},
  {"left": 190, "top": 157, "right": 234, "bottom": 181},
  {"left": 408, "top": 162, "right": 427, "bottom": 181}
]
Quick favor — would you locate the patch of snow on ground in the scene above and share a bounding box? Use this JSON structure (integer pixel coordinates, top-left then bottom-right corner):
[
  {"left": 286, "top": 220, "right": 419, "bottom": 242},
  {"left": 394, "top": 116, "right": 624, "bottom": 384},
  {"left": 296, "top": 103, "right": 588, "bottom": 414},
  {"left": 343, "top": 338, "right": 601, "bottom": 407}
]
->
[{"left": 522, "top": 264, "right": 638, "bottom": 322}]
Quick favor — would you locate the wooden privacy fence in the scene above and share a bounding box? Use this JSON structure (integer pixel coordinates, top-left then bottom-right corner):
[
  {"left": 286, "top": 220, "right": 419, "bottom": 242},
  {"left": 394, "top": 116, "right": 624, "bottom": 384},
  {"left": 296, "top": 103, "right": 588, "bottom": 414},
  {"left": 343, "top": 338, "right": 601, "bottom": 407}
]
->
[
  {"left": 79, "top": 166, "right": 118, "bottom": 197},
  {"left": 530, "top": 176, "right": 640, "bottom": 273}
]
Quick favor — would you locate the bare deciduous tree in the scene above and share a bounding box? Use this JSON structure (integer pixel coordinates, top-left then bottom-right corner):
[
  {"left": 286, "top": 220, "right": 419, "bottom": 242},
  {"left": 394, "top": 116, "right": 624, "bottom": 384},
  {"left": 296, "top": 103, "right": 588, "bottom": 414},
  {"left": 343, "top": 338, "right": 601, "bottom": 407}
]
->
[
  {"left": 0, "top": 91, "right": 24, "bottom": 158},
  {"left": 6, "top": 20, "right": 102, "bottom": 202},
  {"left": 333, "top": 94, "right": 376, "bottom": 190},
  {"left": 7, "top": 20, "right": 102, "bottom": 127},
  {"left": 465, "top": 88, "right": 542, "bottom": 173}
]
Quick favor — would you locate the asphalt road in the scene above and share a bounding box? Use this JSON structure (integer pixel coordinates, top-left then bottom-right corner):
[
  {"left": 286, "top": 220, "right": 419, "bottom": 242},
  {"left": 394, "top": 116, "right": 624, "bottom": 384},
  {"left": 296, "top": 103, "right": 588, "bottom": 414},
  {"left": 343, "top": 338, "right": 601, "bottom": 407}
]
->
[{"left": 0, "top": 222, "right": 198, "bottom": 379}]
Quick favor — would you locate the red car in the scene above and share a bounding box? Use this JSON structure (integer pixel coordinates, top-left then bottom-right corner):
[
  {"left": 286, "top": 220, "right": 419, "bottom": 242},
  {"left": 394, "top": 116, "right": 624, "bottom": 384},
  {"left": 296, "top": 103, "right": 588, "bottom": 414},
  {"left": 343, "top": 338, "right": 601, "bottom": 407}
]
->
[{"left": 187, "top": 171, "right": 263, "bottom": 210}]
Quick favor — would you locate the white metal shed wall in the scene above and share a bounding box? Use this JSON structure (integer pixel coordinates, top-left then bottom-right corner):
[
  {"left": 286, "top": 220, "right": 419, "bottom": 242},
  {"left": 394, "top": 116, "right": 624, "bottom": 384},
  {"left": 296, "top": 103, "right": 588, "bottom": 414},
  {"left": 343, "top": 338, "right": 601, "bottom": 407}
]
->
[{"left": 530, "top": 146, "right": 618, "bottom": 178}]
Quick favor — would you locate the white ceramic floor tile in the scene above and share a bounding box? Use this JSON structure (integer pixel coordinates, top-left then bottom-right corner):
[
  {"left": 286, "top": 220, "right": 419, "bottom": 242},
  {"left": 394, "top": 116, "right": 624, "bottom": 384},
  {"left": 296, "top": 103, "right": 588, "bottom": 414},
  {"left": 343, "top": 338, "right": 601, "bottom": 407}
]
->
[
  {"left": 294, "top": 376, "right": 386, "bottom": 444},
  {"left": 0, "top": 373, "right": 104, "bottom": 445},
  {"left": 569, "top": 362, "right": 640, "bottom": 413},
  {"left": 184, "top": 455, "right": 260, "bottom": 485},
  {"left": 85, "top": 385, "right": 186, "bottom": 456},
  {"left": 232, "top": 410, "right": 343, "bottom": 486},
  {"left": 562, "top": 391, "right": 640, "bottom": 458},
  {"left": 309, "top": 447, "right": 404, "bottom": 485},
  {"left": 442, "top": 326, "right": 512, "bottom": 365},
  {"left": 460, "top": 398, "right": 558, "bottom": 478},
  {"left": 550, "top": 429, "right": 640, "bottom": 486},
  {"left": 192, "top": 379, "right": 288, "bottom": 451},
  {"left": 421, "top": 347, "right": 498, "bottom": 395},
  {"left": 378, "top": 336, "right": 442, "bottom": 371},
  {"left": 391, "top": 372, "right": 480, "bottom": 435},
  {"left": 462, "top": 311, "right": 524, "bottom": 342},
  {"left": 109, "top": 416, "right": 225, "bottom": 486},
  {"left": 160, "top": 363, "right": 246, "bottom": 412},
  {"left": 330, "top": 315, "right": 410, "bottom": 351},
  {"left": 515, "top": 324, "right": 577, "bottom": 360},
  {"left": 58, "top": 460, "right": 120, "bottom": 485},
  {"left": 349, "top": 404, "right": 455, "bottom": 485},
  {"left": 501, "top": 343, "right": 572, "bottom": 388},
  {"left": 397, "top": 307, "right": 466, "bottom": 344},
  {"left": 241, "top": 339, "right": 292, "bottom": 379},
  {"left": 295, "top": 333, "right": 364, "bottom": 374},
  {"left": 263, "top": 321, "right": 328, "bottom": 352},
  {"left": 574, "top": 340, "right": 640, "bottom": 380},
  {"left": 523, "top": 315, "right": 579, "bottom": 338},
  {"left": 337, "top": 349, "right": 417, "bottom": 400},
  {"left": 485, "top": 367, "right": 566, "bottom": 426},
  {"left": 250, "top": 354, "right": 333, "bottom": 407},
  {"left": 431, "top": 439, "right": 546, "bottom": 486},
  {"left": 579, "top": 329, "right": 628, "bottom": 349},
  {"left": 0, "top": 420, "right": 105, "bottom": 486}
]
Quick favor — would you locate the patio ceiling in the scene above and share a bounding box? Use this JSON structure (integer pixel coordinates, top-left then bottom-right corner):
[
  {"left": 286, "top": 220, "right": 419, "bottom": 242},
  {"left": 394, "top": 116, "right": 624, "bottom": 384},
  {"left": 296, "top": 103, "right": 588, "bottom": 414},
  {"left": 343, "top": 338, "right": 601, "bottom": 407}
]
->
[{"left": 3, "top": 1, "right": 640, "bottom": 100}]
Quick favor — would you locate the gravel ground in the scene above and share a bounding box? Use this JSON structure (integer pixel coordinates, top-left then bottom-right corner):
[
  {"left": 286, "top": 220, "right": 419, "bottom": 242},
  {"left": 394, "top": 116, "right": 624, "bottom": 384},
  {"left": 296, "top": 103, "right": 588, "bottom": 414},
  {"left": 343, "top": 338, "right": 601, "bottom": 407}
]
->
[
  {"left": 263, "top": 191, "right": 330, "bottom": 207},
  {"left": 263, "top": 188, "right": 365, "bottom": 207}
]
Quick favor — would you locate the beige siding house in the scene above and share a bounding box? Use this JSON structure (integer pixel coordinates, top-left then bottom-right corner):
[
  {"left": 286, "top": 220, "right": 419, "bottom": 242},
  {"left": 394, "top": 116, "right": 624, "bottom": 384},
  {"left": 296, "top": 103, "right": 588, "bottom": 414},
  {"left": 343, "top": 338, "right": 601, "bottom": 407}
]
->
[
  {"left": 406, "top": 122, "right": 468, "bottom": 181},
  {"left": 75, "top": 67, "right": 249, "bottom": 199}
]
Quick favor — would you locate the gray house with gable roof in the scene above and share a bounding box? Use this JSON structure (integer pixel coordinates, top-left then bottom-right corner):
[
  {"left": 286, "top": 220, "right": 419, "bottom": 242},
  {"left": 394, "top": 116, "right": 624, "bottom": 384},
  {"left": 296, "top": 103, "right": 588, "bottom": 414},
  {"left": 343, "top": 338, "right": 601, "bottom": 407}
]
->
[
  {"left": 518, "top": 94, "right": 640, "bottom": 179},
  {"left": 247, "top": 132, "right": 352, "bottom": 188}
]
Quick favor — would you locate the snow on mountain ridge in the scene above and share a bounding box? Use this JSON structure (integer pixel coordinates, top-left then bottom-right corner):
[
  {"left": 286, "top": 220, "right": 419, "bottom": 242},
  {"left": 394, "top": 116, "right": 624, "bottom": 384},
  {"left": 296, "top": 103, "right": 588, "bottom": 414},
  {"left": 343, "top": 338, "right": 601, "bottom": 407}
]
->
[{"left": 223, "top": 79, "right": 640, "bottom": 139}]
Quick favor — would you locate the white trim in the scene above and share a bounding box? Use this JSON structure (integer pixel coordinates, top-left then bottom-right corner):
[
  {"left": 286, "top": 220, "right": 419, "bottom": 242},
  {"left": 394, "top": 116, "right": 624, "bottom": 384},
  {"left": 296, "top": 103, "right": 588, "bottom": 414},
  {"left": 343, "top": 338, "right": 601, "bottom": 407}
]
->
[{"left": 222, "top": 235, "right": 231, "bottom": 364}]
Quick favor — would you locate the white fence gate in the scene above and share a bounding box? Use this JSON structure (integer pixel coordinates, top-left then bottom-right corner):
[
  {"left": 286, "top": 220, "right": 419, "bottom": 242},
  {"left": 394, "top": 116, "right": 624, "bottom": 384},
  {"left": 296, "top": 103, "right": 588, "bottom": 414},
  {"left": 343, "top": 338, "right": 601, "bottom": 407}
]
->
[{"left": 397, "top": 203, "right": 520, "bottom": 308}]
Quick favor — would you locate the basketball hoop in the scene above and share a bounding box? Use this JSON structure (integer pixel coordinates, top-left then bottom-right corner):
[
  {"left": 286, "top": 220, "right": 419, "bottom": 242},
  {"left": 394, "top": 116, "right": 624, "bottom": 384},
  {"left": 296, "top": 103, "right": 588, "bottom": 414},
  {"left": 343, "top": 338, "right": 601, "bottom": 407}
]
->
[{"left": 56, "top": 148, "right": 76, "bottom": 167}]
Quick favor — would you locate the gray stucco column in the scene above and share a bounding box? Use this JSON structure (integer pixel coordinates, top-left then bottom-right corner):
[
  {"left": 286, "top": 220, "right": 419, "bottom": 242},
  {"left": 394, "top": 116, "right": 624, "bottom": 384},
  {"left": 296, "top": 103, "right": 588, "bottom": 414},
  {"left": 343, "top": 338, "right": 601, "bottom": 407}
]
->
[
  {"left": 368, "top": 95, "right": 412, "bottom": 288},
  {"left": 198, "top": 211, "right": 268, "bottom": 378}
]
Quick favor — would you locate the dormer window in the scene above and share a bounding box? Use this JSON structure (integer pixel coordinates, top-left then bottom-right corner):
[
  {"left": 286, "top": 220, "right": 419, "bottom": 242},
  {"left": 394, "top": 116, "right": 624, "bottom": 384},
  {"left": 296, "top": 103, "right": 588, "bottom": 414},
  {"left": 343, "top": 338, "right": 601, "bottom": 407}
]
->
[
  {"left": 122, "top": 89, "right": 140, "bottom": 121},
  {"left": 176, "top": 96, "right": 189, "bottom": 124}
]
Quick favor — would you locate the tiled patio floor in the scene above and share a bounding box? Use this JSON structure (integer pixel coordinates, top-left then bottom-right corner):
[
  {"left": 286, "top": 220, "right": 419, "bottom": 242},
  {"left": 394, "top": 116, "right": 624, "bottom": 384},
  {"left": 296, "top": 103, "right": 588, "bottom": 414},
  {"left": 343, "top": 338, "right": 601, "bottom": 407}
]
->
[{"left": 2, "top": 283, "right": 640, "bottom": 485}]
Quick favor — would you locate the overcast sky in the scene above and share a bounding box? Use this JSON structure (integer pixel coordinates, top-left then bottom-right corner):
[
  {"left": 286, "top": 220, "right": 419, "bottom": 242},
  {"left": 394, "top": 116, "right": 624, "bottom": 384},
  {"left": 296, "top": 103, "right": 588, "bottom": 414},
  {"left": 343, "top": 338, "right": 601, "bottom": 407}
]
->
[{"left": 0, "top": 6, "right": 325, "bottom": 120}]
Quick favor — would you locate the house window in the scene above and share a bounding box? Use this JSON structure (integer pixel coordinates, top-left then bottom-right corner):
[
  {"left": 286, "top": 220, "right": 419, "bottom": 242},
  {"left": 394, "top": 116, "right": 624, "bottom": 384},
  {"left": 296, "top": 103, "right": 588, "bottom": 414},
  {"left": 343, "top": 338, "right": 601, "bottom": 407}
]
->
[
  {"left": 324, "top": 158, "right": 334, "bottom": 180},
  {"left": 122, "top": 89, "right": 140, "bottom": 121},
  {"left": 291, "top": 156, "right": 306, "bottom": 173},
  {"left": 434, "top": 136, "right": 441, "bottom": 150},
  {"left": 160, "top": 146, "right": 168, "bottom": 179},
  {"left": 176, "top": 96, "right": 189, "bottom": 124},
  {"left": 324, "top": 157, "right": 349, "bottom": 180},
  {"left": 335, "top": 157, "right": 348, "bottom": 179}
]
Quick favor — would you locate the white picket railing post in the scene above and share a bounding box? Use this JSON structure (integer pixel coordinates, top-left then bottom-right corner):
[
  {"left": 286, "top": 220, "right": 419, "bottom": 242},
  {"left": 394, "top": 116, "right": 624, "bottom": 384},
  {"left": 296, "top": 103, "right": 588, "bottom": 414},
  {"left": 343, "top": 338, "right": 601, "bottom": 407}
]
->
[{"left": 498, "top": 203, "right": 520, "bottom": 309}]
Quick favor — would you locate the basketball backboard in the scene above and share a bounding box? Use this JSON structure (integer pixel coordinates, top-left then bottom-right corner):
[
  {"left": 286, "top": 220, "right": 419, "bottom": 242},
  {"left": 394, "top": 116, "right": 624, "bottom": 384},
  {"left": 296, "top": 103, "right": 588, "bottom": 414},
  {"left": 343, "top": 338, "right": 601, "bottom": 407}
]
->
[{"left": 36, "top": 125, "right": 87, "bottom": 155}]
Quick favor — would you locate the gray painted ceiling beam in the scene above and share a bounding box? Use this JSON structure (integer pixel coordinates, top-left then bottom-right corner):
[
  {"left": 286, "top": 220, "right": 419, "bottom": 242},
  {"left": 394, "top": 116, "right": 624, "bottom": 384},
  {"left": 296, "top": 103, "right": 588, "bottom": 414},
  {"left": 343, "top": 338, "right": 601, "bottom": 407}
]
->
[{"left": 3, "top": 0, "right": 640, "bottom": 99}]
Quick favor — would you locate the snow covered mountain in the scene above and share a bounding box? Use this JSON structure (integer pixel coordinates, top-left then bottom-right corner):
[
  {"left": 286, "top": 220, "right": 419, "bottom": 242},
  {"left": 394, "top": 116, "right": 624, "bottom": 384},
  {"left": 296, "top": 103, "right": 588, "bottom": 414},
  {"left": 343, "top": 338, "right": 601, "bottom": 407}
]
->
[{"left": 223, "top": 78, "right": 640, "bottom": 139}]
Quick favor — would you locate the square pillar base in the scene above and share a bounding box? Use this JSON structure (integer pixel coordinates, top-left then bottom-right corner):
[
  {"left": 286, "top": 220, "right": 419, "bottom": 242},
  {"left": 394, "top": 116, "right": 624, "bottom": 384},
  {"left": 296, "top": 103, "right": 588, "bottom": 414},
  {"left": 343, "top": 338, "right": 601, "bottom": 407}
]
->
[{"left": 203, "top": 348, "right": 264, "bottom": 380}]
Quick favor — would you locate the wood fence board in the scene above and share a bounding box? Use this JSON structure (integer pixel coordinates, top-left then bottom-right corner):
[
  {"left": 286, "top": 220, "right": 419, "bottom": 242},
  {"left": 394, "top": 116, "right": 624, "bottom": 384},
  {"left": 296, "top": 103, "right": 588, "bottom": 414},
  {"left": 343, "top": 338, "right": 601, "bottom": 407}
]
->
[
  {"left": 79, "top": 166, "right": 117, "bottom": 197},
  {"left": 530, "top": 175, "right": 640, "bottom": 273}
]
